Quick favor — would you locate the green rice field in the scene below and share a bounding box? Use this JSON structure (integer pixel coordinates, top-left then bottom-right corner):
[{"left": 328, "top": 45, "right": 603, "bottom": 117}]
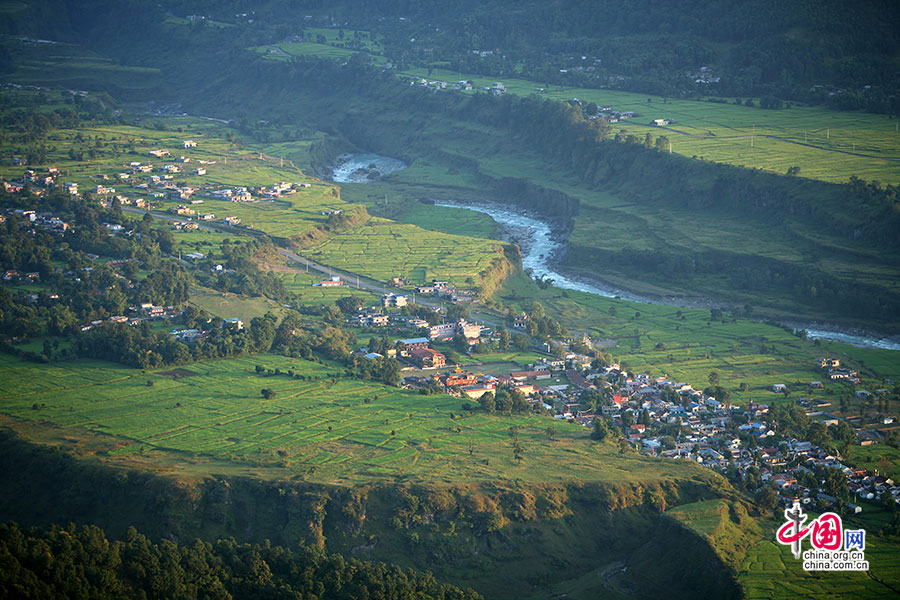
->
[
  {"left": 0, "top": 353, "right": 715, "bottom": 486},
  {"left": 304, "top": 217, "right": 505, "bottom": 285}
]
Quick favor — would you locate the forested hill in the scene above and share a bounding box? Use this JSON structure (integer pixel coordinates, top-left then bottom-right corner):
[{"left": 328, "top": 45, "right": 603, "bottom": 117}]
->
[
  {"left": 0, "top": 521, "right": 483, "bottom": 600},
  {"left": 316, "top": 0, "right": 900, "bottom": 106},
  {"left": 15, "top": 0, "right": 899, "bottom": 112}
]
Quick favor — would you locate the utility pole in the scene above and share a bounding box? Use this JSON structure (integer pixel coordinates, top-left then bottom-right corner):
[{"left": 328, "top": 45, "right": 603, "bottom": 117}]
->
[{"left": 751, "top": 124, "right": 755, "bottom": 147}]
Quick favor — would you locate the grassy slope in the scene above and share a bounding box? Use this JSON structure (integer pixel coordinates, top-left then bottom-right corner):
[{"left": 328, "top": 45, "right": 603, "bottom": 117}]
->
[{"left": 668, "top": 500, "right": 900, "bottom": 599}]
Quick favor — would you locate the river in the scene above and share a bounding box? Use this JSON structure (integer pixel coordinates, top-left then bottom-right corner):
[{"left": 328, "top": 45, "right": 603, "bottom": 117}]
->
[
  {"left": 435, "top": 201, "right": 900, "bottom": 351},
  {"left": 331, "top": 153, "right": 407, "bottom": 183}
]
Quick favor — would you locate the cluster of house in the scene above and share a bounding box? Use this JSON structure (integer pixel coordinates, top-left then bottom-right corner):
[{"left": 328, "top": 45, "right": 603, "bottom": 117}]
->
[
  {"left": 407, "top": 77, "right": 503, "bottom": 95},
  {"left": 79, "top": 302, "right": 180, "bottom": 332},
  {"left": 568, "top": 361, "right": 898, "bottom": 511},
  {"left": 820, "top": 357, "right": 860, "bottom": 384},
  {"left": 169, "top": 318, "right": 243, "bottom": 343},
  {"left": 3, "top": 269, "right": 40, "bottom": 283},
  {"left": 414, "top": 279, "right": 476, "bottom": 303},
  {"left": 348, "top": 309, "right": 485, "bottom": 347},
  {"left": 371, "top": 333, "right": 896, "bottom": 511},
  {"left": 211, "top": 187, "right": 252, "bottom": 202},
  {"left": 743, "top": 439, "right": 897, "bottom": 513},
  {"left": 23, "top": 166, "right": 61, "bottom": 188},
  {"left": 2, "top": 166, "right": 65, "bottom": 197},
  {"left": 2, "top": 208, "right": 71, "bottom": 235},
  {"left": 397, "top": 350, "right": 585, "bottom": 408},
  {"left": 579, "top": 105, "right": 637, "bottom": 124},
  {"left": 686, "top": 66, "right": 721, "bottom": 84}
]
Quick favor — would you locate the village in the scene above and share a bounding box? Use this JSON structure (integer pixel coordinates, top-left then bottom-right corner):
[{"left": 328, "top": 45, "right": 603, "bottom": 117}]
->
[
  {"left": 345, "top": 297, "right": 899, "bottom": 515},
  {"left": 2, "top": 139, "right": 320, "bottom": 236}
]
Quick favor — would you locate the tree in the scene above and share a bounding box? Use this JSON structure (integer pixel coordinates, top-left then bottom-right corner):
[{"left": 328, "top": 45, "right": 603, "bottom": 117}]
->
[
  {"left": 335, "top": 296, "right": 364, "bottom": 315},
  {"left": 497, "top": 328, "right": 511, "bottom": 350},
  {"left": 807, "top": 422, "right": 831, "bottom": 449},
  {"left": 479, "top": 392, "right": 495, "bottom": 413},
  {"left": 708, "top": 371, "right": 720, "bottom": 387},
  {"left": 451, "top": 332, "right": 469, "bottom": 353},
  {"left": 261, "top": 388, "right": 276, "bottom": 399},
  {"left": 512, "top": 440, "right": 524, "bottom": 462},
  {"left": 756, "top": 486, "right": 778, "bottom": 511},
  {"left": 591, "top": 417, "right": 609, "bottom": 441}
]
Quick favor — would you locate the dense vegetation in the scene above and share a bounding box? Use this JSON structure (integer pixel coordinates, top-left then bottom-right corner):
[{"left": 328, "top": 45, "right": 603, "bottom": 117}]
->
[{"left": 0, "top": 521, "right": 482, "bottom": 600}]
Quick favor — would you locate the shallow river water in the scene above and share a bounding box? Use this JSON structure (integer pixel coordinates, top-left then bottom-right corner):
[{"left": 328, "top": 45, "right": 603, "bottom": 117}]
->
[
  {"left": 435, "top": 201, "right": 900, "bottom": 351},
  {"left": 330, "top": 153, "right": 407, "bottom": 183}
]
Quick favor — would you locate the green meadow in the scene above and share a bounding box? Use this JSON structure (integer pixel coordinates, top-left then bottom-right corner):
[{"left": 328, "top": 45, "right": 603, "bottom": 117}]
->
[
  {"left": 187, "top": 286, "right": 290, "bottom": 322},
  {"left": 0, "top": 352, "right": 716, "bottom": 486},
  {"left": 0, "top": 107, "right": 511, "bottom": 295},
  {"left": 0, "top": 119, "right": 321, "bottom": 197},
  {"left": 1, "top": 35, "right": 163, "bottom": 92},
  {"left": 666, "top": 500, "right": 900, "bottom": 599},
  {"left": 666, "top": 499, "right": 761, "bottom": 571}
]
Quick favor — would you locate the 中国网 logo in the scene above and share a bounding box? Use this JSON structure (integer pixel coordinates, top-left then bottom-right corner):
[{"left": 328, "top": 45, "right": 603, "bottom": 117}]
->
[{"left": 776, "top": 500, "right": 868, "bottom": 571}]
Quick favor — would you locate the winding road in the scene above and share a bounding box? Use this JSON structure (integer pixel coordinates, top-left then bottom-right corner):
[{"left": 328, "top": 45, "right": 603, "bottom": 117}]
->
[{"left": 123, "top": 207, "right": 501, "bottom": 326}]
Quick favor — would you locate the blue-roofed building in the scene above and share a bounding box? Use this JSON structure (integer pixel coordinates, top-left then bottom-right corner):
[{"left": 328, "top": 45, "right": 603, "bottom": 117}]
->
[{"left": 399, "top": 337, "right": 430, "bottom": 349}]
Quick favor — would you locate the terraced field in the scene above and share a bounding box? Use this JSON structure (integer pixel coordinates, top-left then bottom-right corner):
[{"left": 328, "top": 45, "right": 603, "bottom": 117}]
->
[
  {"left": 0, "top": 353, "right": 715, "bottom": 486},
  {"left": 275, "top": 269, "right": 375, "bottom": 306},
  {"left": 739, "top": 534, "right": 900, "bottom": 599},
  {"left": 304, "top": 217, "right": 506, "bottom": 286}
]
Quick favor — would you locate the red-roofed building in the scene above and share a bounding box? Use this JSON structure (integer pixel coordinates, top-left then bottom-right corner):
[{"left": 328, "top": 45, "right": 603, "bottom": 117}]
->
[
  {"left": 409, "top": 348, "right": 445, "bottom": 369},
  {"left": 442, "top": 371, "right": 477, "bottom": 387},
  {"left": 565, "top": 369, "right": 593, "bottom": 390}
]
